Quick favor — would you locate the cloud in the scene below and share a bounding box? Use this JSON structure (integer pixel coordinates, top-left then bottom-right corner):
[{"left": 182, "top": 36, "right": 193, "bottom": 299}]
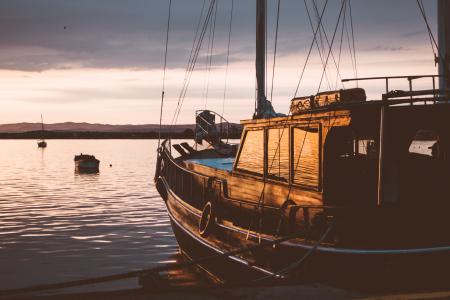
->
[
  {"left": 0, "top": 0, "right": 437, "bottom": 73},
  {"left": 365, "top": 45, "right": 410, "bottom": 52}
]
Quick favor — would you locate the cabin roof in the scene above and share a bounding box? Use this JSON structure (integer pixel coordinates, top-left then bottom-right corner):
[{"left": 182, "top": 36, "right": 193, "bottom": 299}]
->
[{"left": 240, "top": 100, "right": 450, "bottom": 126}]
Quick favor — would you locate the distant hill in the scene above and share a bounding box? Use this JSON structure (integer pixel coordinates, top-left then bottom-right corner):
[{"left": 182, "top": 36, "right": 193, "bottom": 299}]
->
[
  {"left": 0, "top": 122, "right": 195, "bottom": 133},
  {"left": 0, "top": 122, "right": 243, "bottom": 139}
]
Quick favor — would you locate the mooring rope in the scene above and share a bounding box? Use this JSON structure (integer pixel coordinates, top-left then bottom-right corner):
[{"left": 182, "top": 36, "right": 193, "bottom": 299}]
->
[{"left": 157, "top": 0, "right": 172, "bottom": 149}]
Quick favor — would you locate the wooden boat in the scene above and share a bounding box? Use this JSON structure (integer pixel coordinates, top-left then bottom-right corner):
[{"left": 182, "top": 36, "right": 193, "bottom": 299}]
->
[
  {"left": 74, "top": 154, "right": 100, "bottom": 172},
  {"left": 37, "top": 114, "right": 47, "bottom": 148},
  {"left": 155, "top": 0, "right": 450, "bottom": 285}
]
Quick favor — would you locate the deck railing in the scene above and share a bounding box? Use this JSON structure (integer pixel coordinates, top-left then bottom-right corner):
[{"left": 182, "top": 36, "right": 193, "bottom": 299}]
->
[
  {"left": 342, "top": 74, "right": 447, "bottom": 104},
  {"left": 158, "top": 139, "right": 337, "bottom": 236},
  {"left": 159, "top": 139, "right": 210, "bottom": 210},
  {"left": 195, "top": 110, "right": 232, "bottom": 146}
]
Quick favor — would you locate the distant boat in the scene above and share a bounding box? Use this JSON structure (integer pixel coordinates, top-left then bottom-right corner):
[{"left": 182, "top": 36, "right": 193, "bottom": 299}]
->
[
  {"left": 74, "top": 154, "right": 100, "bottom": 172},
  {"left": 37, "top": 114, "right": 47, "bottom": 148}
]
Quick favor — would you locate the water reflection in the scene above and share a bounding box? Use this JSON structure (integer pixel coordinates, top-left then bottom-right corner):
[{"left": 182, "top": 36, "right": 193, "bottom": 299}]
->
[{"left": 0, "top": 140, "right": 184, "bottom": 291}]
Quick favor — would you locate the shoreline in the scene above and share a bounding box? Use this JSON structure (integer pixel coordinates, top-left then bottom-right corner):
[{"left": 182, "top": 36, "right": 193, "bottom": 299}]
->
[{"left": 0, "top": 131, "right": 242, "bottom": 140}]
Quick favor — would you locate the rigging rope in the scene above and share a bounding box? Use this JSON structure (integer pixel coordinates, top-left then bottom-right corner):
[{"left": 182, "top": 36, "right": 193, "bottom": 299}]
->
[
  {"left": 222, "top": 0, "right": 234, "bottom": 116},
  {"left": 348, "top": 0, "right": 358, "bottom": 83},
  {"left": 171, "top": 0, "right": 207, "bottom": 124},
  {"left": 293, "top": 0, "right": 330, "bottom": 97},
  {"left": 335, "top": 0, "right": 346, "bottom": 89},
  {"left": 311, "top": 0, "right": 345, "bottom": 90},
  {"left": 269, "top": 0, "right": 281, "bottom": 101},
  {"left": 158, "top": 0, "right": 172, "bottom": 149},
  {"left": 312, "top": 0, "right": 331, "bottom": 90},
  {"left": 304, "top": 0, "right": 332, "bottom": 91},
  {"left": 204, "top": 0, "right": 218, "bottom": 109},
  {"left": 343, "top": 0, "right": 356, "bottom": 85},
  {"left": 416, "top": 0, "right": 440, "bottom": 65},
  {"left": 316, "top": 0, "right": 347, "bottom": 93},
  {"left": 172, "top": 0, "right": 216, "bottom": 125}
]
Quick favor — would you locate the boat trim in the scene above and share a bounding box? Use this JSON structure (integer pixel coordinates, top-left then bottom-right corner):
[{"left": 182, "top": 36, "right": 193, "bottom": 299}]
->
[
  {"left": 166, "top": 199, "right": 278, "bottom": 278},
  {"left": 163, "top": 175, "right": 450, "bottom": 257}
]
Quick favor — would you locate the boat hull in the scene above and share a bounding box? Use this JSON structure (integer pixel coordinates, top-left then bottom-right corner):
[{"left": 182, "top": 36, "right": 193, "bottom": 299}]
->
[
  {"left": 75, "top": 160, "right": 100, "bottom": 172},
  {"left": 160, "top": 175, "right": 450, "bottom": 287}
]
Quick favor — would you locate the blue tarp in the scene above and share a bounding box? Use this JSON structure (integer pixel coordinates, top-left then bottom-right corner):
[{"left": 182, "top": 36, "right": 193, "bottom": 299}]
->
[{"left": 187, "top": 158, "right": 234, "bottom": 171}]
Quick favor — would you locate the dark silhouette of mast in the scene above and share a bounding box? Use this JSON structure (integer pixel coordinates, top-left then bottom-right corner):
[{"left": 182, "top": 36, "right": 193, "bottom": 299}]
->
[
  {"left": 255, "top": 0, "right": 266, "bottom": 118},
  {"left": 40, "top": 114, "right": 44, "bottom": 134},
  {"left": 438, "top": 0, "right": 450, "bottom": 98}
]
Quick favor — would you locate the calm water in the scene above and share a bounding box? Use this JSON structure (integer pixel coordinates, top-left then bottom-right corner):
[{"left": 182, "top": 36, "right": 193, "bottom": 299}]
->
[{"left": 0, "top": 139, "right": 178, "bottom": 292}]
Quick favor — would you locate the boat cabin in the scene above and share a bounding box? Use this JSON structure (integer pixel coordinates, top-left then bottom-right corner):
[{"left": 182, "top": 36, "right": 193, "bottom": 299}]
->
[
  {"left": 158, "top": 77, "right": 450, "bottom": 248},
  {"left": 233, "top": 95, "right": 450, "bottom": 209}
]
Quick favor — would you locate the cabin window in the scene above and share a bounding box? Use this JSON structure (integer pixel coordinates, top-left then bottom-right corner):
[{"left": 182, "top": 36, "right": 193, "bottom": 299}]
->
[
  {"left": 356, "top": 139, "right": 377, "bottom": 158},
  {"left": 267, "top": 128, "right": 289, "bottom": 181},
  {"left": 409, "top": 129, "right": 438, "bottom": 158},
  {"left": 292, "top": 125, "right": 320, "bottom": 188},
  {"left": 235, "top": 129, "right": 264, "bottom": 175}
]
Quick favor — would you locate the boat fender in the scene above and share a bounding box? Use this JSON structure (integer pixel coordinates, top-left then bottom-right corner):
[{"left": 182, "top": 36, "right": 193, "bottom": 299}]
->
[{"left": 199, "top": 201, "right": 215, "bottom": 237}]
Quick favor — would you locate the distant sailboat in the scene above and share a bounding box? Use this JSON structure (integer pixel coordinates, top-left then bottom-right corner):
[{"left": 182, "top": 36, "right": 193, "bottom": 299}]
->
[{"left": 37, "top": 114, "right": 47, "bottom": 148}]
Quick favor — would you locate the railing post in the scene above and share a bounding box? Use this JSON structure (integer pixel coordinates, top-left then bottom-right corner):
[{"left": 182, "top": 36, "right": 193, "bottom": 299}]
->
[
  {"left": 408, "top": 77, "right": 413, "bottom": 104},
  {"left": 377, "top": 100, "right": 387, "bottom": 207}
]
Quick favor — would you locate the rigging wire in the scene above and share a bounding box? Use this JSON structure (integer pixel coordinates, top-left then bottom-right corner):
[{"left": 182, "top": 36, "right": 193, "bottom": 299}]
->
[
  {"left": 416, "top": 0, "right": 440, "bottom": 65},
  {"left": 204, "top": 0, "right": 218, "bottom": 108},
  {"left": 348, "top": 0, "right": 358, "bottom": 83},
  {"left": 335, "top": 0, "right": 346, "bottom": 89},
  {"left": 313, "top": 0, "right": 329, "bottom": 89},
  {"left": 158, "top": 0, "right": 172, "bottom": 148},
  {"left": 311, "top": 0, "right": 345, "bottom": 90},
  {"left": 269, "top": 0, "right": 281, "bottom": 101},
  {"left": 343, "top": 0, "right": 356, "bottom": 84},
  {"left": 202, "top": 6, "right": 213, "bottom": 106},
  {"left": 172, "top": 0, "right": 216, "bottom": 125},
  {"left": 304, "top": 0, "right": 332, "bottom": 91},
  {"left": 316, "top": 0, "right": 347, "bottom": 93},
  {"left": 293, "top": 0, "right": 330, "bottom": 97},
  {"left": 222, "top": 0, "right": 234, "bottom": 116},
  {"left": 172, "top": 0, "right": 207, "bottom": 123}
]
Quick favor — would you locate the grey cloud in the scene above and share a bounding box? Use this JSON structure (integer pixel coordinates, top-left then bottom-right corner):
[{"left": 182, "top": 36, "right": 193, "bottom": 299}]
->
[{"left": 0, "top": 0, "right": 438, "bottom": 72}]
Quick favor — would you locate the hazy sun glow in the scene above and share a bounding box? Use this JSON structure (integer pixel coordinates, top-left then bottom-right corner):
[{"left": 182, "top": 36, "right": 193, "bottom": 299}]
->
[{"left": 0, "top": 45, "right": 437, "bottom": 125}]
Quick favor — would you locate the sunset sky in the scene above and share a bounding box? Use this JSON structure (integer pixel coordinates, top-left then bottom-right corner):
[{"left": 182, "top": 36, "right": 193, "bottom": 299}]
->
[{"left": 0, "top": 0, "right": 439, "bottom": 125}]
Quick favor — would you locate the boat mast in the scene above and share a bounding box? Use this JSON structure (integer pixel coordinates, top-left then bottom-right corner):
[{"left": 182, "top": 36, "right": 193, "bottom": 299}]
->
[
  {"left": 255, "top": 0, "right": 266, "bottom": 118},
  {"left": 438, "top": 0, "right": 450, "bottom": 98},
  {"left": 41, "top": 114, "right": 44, "bottom": 134}
]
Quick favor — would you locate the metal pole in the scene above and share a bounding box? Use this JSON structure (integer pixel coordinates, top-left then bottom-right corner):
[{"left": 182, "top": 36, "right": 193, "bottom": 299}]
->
[
  {"left": 255, "top": 0, "right": 266, "bottom": 118},
  {"left": 438, "top": 0, "right": 450, "bottom": 98}
]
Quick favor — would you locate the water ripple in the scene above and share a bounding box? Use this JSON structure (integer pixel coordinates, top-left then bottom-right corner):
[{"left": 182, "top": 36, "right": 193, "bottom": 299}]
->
[{"left": 0, "top": 140, "right": 179, "bottom": 290}]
